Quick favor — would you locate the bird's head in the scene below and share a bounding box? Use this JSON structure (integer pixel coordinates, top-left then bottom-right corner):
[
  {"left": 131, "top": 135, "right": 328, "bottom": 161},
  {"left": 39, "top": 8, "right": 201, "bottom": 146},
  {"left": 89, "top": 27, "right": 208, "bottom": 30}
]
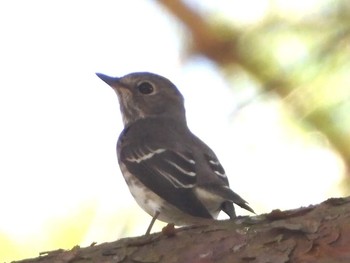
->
[{"left": 96, "top": 72, "right": 186, "bottom": 126}]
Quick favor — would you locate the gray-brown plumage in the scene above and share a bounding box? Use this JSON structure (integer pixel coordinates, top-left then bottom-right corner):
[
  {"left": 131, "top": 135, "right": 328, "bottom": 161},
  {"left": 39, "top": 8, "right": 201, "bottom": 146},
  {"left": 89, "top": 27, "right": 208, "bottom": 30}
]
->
[{"left": 96, "top": 72, "right": 254, "bottom": 234}]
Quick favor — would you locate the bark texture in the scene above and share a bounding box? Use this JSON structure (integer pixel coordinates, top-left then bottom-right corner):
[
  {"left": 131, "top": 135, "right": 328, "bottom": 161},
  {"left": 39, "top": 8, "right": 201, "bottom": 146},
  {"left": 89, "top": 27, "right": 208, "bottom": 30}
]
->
[{"left": 13, "top": 196, "right": 350, "bottom": 263}]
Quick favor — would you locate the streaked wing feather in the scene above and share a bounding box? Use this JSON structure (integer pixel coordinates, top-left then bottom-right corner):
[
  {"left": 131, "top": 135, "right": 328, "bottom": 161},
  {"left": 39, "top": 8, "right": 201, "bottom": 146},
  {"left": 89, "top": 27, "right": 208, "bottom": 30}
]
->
[
  {"left": 204, "top": 153, "right": 229, "bottom": 184},
  {"left": 120, "top": 145, "right": 213, "bottom": 218}
]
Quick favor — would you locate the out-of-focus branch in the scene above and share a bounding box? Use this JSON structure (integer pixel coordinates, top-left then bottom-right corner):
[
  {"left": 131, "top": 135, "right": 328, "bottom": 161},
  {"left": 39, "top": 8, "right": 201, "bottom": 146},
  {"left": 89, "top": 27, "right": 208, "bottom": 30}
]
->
[
  {"left": 158, "top": 0, "right": 350, "bottom": 175},
  {"left": 158, "top": 0, "right": 240, "bottom": 64}
]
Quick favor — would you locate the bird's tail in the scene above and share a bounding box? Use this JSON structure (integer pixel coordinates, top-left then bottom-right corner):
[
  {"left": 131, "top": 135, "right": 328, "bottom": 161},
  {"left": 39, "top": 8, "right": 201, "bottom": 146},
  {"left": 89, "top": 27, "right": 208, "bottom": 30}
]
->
[{"left": 201, "top": 185, "right": 255, "bottom": 216}]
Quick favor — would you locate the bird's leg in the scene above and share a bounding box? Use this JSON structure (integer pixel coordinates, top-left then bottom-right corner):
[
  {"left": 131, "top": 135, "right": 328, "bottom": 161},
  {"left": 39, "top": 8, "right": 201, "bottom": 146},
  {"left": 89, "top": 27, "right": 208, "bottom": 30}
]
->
[{"left": 145, "top": 211, "right": 160, "bottom": 235}]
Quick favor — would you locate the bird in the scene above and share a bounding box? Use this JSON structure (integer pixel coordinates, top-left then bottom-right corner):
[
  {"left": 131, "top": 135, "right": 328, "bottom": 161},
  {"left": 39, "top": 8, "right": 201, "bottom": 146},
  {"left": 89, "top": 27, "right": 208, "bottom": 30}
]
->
[{"left": 96, "top": 72, "right": 254, "bottom": 235}]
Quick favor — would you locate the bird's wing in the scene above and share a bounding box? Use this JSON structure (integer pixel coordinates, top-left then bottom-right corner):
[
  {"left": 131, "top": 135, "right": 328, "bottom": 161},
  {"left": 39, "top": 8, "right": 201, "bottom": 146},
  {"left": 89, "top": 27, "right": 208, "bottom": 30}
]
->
[
  {"left": 202, "top": 153, "right": 230, "bottom": 185},
  {"left": 198, "top": 152, "right": 254, "bottom": 215},
  {"left": 192, "top": 135, "right": 255, "bottom": 215},
  {"left": 119, "top": 143, "right": 213, "bottom": 218}
]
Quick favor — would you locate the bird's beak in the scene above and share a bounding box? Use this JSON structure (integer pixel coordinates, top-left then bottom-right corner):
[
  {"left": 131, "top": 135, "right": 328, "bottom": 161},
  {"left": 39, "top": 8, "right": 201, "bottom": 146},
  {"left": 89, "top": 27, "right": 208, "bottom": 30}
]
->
[{"left": 96, "top": 73, "right": 120, "bottom": 86}]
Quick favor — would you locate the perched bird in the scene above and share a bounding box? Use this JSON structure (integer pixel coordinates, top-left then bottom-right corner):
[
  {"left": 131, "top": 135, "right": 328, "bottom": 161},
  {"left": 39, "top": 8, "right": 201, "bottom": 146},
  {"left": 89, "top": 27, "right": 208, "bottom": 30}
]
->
[{"left": 96, "top": 72, "right": 254, "bottom": 234}]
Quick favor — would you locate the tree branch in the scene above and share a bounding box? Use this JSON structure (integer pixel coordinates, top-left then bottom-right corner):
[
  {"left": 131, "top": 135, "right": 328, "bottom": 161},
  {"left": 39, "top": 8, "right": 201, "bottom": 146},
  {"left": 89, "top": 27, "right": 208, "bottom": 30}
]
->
[{"left": 13, "top": 196, "right": 350, "bottom": 263}]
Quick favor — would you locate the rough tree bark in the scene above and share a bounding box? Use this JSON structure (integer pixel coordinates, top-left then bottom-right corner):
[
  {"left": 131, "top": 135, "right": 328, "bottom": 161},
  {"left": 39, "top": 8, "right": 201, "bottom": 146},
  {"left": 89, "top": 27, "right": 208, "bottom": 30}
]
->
[{"left": 13, "top": 196, "right": 350, "bottom": 263}]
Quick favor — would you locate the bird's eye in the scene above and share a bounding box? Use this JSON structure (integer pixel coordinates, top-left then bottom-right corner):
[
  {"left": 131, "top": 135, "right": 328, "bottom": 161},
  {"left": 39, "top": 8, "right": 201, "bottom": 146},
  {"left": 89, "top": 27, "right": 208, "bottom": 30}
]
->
[{"left": 137, "top": 82, "right": 154, "bottom": 95}]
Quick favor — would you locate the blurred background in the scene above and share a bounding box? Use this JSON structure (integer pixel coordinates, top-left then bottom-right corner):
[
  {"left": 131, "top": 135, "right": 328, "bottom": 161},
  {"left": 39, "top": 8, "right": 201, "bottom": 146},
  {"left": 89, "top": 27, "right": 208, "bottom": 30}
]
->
[{"left": 0, "top": 0, "right": 349, "bottom": 261}]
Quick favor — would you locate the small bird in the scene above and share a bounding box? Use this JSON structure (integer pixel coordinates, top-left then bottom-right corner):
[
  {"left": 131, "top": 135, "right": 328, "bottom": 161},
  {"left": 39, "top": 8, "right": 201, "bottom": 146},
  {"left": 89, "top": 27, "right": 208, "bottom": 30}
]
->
[{"left": 96, "top": 72, "right": 254, "bottom": 235}]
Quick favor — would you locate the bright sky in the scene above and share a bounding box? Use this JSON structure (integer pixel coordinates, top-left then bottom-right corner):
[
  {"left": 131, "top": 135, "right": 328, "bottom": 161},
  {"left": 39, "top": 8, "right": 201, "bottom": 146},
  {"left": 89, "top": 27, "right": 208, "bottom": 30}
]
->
[{"left": 0, "top": 0, "right": 345, "bottom": 261}]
